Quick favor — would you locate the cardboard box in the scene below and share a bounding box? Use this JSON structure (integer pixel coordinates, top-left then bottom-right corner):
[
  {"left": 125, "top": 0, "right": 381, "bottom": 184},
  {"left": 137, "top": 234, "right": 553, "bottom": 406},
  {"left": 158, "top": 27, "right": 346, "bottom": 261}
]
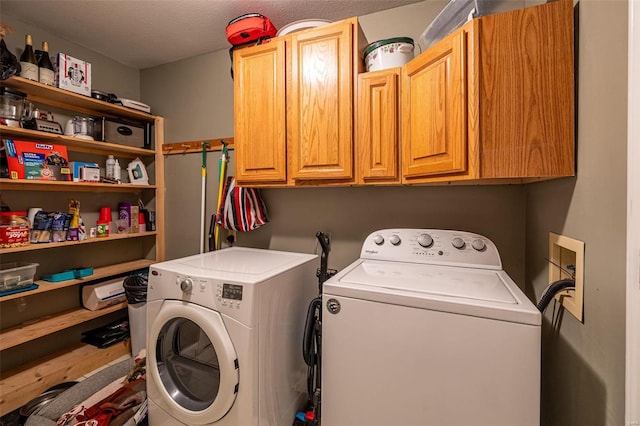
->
[
  {"left": 4, "top": 140, "right": 72, "bottom": 181},
  {"left": 118, "top": 202, "right": 139, "bottom": 232},
  {"left": 55, "top": 53, "right": 91, "bottom": 97},
  {"left": 82, "top": 278, "right": 126, "bottom": 311},
  {"left": 70, "top": 161, "right": 99, "bottom": 182}
]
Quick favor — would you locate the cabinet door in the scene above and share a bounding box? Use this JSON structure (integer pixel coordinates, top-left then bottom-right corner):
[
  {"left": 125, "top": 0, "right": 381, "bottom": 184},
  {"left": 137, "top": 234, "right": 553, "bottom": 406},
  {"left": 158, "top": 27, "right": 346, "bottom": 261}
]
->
[
  {"left": 288, "top": 21, "right": 354, "bottom": 181},
  {"left": 401, "top": 29, "right": 467, "bottom": 180},
  {"left": 357, "top": 68, "right": 400, "bottom": 183},
  {"left": 234, "top": 39, "right": 287, "bottom": 184}
]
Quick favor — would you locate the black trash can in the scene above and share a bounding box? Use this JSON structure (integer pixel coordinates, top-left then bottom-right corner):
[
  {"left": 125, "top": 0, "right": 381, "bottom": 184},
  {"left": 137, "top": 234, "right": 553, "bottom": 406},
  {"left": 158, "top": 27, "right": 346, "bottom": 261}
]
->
[{"left": 123, "top": 273, "right": 148, "bottom": 355}]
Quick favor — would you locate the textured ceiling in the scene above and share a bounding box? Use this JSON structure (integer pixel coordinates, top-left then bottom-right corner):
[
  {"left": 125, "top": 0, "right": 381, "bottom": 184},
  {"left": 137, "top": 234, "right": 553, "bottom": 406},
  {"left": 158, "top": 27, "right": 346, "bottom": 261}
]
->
[{"left": 1, "top": 0, "right": 426, "bottom": 69}]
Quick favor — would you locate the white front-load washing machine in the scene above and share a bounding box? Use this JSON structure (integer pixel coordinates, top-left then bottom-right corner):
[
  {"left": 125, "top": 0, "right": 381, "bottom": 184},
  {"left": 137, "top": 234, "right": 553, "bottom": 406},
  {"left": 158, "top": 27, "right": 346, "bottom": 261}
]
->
[
  {"left": 321, "top": 229, "right": 542, "bottom": 426},
  {"left": 146, "top": 247, "right": 317, "bottom": 426}
]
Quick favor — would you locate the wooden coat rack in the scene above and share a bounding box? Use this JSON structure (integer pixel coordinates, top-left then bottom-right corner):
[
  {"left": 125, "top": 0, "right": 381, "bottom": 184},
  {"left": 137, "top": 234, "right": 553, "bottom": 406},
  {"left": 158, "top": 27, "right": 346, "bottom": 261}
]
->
[{"left": 162, "top": 137, "right": 234, "bottom": 155}]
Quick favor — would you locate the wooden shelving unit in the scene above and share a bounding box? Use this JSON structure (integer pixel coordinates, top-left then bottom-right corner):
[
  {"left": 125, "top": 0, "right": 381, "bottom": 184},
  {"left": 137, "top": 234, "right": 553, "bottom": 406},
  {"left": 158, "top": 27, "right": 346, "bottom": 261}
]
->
[
  {"left": 0, "top": 76, "right": 165, "bottom": 416},
  {"left": 1, "top": 76, "right": 154, "bottom": 122},
  {"left": 0, "top": 259, "right": 155, "bottom": 302},
  {"left": 0, "top": 340, "right": 131, "bottom": 417},
  {"left": 0, "top": 178, "right": 155, "bottom": 193},
  {"left": 0, "top": 125, "right": 153, "bottom": 158},
  {"left": 0, "top": 302, "right": 128, "bottom": 350}
]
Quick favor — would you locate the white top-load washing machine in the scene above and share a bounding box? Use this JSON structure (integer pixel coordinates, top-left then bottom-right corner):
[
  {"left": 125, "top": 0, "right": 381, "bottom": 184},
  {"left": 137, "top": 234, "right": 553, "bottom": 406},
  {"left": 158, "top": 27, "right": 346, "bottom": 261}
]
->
[
  {"left": 321, "top": 229, "right": 541, "bottom": 426},
  {"left": 146, "top": 247, "right": 318, "bottom": 426}
]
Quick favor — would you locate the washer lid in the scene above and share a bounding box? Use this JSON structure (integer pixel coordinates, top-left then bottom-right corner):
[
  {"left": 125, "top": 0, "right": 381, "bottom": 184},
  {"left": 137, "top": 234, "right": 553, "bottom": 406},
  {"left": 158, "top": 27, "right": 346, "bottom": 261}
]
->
[
  {"left": 152, "top": 247, "right": 317, "bottom": 284},
  {"left": 325, "top": 260, "right": 541, "bottom": 325},
  {"left": 343, "top": 260, "right": 516, "bottom": 303}
]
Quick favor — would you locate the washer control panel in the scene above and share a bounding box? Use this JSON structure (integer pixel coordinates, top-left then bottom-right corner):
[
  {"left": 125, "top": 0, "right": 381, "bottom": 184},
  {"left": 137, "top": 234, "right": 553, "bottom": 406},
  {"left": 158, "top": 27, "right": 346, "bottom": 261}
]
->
[{"left": 362, "top": 229, "right": 502, "bottom": 269}]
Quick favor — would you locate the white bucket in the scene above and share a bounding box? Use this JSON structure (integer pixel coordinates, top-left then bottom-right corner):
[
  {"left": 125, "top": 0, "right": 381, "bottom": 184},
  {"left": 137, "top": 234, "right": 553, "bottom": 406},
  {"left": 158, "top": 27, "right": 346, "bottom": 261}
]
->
[{"left": 364, "top": 37, "right": 415, "bottom": 72}]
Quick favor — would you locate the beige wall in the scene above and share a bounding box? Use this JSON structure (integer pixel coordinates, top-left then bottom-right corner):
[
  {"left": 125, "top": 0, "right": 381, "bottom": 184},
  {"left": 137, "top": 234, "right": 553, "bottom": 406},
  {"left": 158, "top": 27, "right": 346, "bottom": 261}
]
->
[
  {"left": 526, "top": 1, "right": 628, "bottom": 425},
  {"left": 141, "top": 2, "right": 628, "bottom": 424},
  {"left": 2, "top": 0, "right": 628, "bottom": 423},
  {"left": 1, "top": 13, "right": 140, "bottom": 100}
]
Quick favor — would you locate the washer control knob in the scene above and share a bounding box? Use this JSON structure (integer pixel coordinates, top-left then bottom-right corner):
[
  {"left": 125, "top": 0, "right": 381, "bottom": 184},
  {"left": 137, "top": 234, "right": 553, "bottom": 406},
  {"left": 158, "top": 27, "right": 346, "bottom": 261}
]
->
[
  {"left": 472, "top": 239, "right": 486, "bottom": 251},
  {"left": 373, "top": 234, "right": 385, "bottom": 245},
  {"left": 180, "top": 278, "right": 193, "bottom": 293},
  {"left": 389, "top": 234, "right": 401, "bottom": 246},
  {"left": 417, "top": 233, "right": 434, "bottom": 248},
  {"left": 452, "top": 237, "right": 466, "bottom": 249}
]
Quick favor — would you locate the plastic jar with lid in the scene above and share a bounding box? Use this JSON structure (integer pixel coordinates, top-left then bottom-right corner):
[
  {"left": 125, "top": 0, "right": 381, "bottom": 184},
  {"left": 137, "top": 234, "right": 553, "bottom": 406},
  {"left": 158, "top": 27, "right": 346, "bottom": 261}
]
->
[{"left": 0, "top": 211, "right": 30, "bottom": 248}]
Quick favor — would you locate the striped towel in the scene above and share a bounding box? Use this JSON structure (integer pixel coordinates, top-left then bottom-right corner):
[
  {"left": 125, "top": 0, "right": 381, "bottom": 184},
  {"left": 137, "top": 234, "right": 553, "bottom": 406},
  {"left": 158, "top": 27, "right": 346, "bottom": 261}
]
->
[{"left": 216, "top": 177, "right": 268, "bottom": 232}]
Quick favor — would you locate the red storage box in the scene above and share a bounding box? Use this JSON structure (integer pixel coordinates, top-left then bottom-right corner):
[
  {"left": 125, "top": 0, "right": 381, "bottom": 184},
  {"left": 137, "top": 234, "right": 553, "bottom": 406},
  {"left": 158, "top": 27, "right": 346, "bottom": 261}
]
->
[{"left": 226, "top": 13, "right": 277, "bottom": 46}]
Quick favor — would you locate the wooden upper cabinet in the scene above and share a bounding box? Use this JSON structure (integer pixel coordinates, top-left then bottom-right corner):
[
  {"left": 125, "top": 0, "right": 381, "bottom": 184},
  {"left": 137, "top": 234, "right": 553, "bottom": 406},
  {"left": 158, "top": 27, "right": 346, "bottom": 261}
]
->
[
  {"left": 476, "top": 0, "right": 575, "bottom": 179},
  {"left": 401, "top": 29, "right": 468, "bottom": 180},
  {"left": 233, "top": 18, "right": 364, "bottom": 186},
  {"left": 288, "top": 19, "right": 355, "bottom": 182},
  {"left": 357, "top": 68, "right": 400, "bottom": 183},
  {"left": 234, "top": 39, "right": 287, "bottom": 184},
  {"left": 401, "top": 0, "right": 574, "bottom": 184}
]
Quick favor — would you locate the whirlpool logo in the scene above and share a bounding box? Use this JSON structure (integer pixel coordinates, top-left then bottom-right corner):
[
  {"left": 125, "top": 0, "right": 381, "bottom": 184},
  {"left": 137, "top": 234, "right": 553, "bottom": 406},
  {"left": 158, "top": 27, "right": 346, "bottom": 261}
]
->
[{"left": 364, "top": 249, "right": 379, "bottom": 255}]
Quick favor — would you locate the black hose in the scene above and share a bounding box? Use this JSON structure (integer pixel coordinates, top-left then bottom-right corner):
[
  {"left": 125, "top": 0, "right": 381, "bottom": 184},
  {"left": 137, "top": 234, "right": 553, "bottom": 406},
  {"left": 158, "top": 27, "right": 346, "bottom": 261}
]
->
[
  {"left": 303, "top": 297, "right": 321, "bottom": 366},
  {"left": 303, "top": 296, "right": 322, "bottom": 399},
  {"left": 537, "top": 278, "right": 575, "bottom": 312}
]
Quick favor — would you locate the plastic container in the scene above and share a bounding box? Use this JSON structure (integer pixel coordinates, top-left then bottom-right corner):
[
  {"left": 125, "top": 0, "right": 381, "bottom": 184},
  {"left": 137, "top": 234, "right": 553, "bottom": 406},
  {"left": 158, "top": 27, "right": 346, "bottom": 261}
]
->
[
  {"left": 0, "top": 211, "right": 30, "bottom": 248},
  {"left": 138, "top": 212, "right": 146, "bottom": 233},
  {"left": 0, "top": 87, "right": 26, "bottom": 123},
  {"left": 123, "top": 273, "right": 148, "bottom": 355},
  {"left": 364, "top": 37, "right": 415, "bottom": 72},
  {"left": 114, "top": 159, "right": 121, "bottom": 182},
  {"left": 106, "top": 155, "right": 116, "bottom": 179},
  {"left": 0, "top": 262, "right": 39, "bottom": 291},
  {"left": 276, "top": 19, "right": 332, "bottom": 36}
]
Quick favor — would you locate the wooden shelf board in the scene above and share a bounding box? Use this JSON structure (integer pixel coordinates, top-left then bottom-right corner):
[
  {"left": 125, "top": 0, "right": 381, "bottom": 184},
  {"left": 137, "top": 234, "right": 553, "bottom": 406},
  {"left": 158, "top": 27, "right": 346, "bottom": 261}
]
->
[
  {"left": 0, "top": 340, "right": 131, "bottom": 416},
  {"left": 0, "top": 232, "right": 157, "bottom": 255},
  {"left": 0, "top": 178, "right": 155, "bottom": 192},
  {"left": 0, "top": 259, "right": 155, "bottom": 302},
  {"left": 1, "top": 76, "right": 156, "bottom": 122},
  {"left": 0, "top": 302, "right": 128, "bottom": 350},
  {"left": 0, "top": 125, "right": 156, "bottom": 158}
]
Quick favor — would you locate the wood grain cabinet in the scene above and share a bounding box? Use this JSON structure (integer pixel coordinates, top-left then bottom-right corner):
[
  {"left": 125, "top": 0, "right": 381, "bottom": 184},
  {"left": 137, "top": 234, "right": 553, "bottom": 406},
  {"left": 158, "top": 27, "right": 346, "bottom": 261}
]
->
[
  {"left": 401, "top": 0, "right": 575, "bottom": 184},
  {"left": 357, "top": 67, "right": 401, "bottom": 184},
  {"left": 234, "top": 18, "right": 366, "bottom": 186},
  {"left": 0, "top": 77, "right": 165, "bottom": 415}
]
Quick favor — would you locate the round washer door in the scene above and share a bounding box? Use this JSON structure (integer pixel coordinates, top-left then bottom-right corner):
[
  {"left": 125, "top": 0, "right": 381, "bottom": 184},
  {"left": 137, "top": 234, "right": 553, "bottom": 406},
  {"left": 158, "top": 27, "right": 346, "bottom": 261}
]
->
[{"left": 148, "top": 300, "right": 239, "bottom": 424}]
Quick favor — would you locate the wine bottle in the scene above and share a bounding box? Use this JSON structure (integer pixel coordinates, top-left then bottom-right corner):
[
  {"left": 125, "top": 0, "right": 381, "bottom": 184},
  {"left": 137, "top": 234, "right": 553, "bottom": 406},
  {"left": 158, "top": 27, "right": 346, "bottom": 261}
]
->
[
  {"left": 38, "top": 41, "right": 55, "bottom": 86},
  {"left": 19, "top": 34, "right": 38, "bottom": 81}
]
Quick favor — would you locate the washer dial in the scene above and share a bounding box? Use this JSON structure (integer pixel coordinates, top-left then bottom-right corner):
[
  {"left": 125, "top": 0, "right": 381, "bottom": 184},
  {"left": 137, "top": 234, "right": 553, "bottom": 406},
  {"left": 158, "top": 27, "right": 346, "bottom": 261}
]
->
[
  {"left": 417, "top": 233, "right": 434, "bottom": 248},
  {"left": 472, "top": 239, "right": 486, "bottom": 251},
  {"left": 452, "top": 237, "right": 466, "bottom": 249}
]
